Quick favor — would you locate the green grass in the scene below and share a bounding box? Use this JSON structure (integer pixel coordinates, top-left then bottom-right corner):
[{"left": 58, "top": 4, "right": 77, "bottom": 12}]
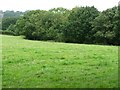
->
[{"left": 1, "top": 35, "right": 118, "bottom": 88}]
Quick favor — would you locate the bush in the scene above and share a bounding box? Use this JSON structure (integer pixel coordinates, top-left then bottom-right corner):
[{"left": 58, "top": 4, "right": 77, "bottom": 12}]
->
[{"left": 0, "top": 30, "right": 16, "bottom": 35}]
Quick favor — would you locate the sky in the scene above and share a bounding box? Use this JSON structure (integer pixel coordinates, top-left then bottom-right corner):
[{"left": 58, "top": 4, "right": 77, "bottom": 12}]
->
[{"left": 0, "top": 0, "right": 119, "bottom": 12}]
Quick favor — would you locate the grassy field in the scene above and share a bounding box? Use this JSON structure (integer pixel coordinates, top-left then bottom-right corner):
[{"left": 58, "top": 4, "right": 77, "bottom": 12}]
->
[{"left": 1, "top": 35, "right": 118, "bottom": 88}]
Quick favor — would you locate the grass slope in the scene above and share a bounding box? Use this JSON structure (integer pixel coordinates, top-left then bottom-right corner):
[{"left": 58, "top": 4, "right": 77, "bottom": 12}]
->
[{"left": 2, "top": 35, "right": 118, "bottom": 88}]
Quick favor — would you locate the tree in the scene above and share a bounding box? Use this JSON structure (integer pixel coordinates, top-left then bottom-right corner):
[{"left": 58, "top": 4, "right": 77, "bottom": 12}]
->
[
  {"left": 63, "top": 6, "right": 99, "bottom": 43},
  {"left": 2, "top": 17, "right": 18, "bottom": 30},
  {"left": 92, "top": 6, "right": 119, "bottom": 45},
  {"left": 113, "top": 4, "right": 120, "bottom": 45},
  {"left": 2, "top": 10, "right": 24, "bottom": 30},
  {"left": 14, "top": 9, "right": 68, "bottom": 41},
  {"left": 10, "top": 6, "right": 119, "bottom": 45}
]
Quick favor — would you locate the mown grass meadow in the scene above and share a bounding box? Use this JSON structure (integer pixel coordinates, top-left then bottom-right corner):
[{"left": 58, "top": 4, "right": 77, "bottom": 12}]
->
[{"left": 2, "top": 35, "right": 118, "bottom": 88}]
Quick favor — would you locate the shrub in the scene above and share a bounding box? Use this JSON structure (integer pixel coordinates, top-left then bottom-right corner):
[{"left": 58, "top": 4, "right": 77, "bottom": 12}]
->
[{"left": 0, "top": 30, "right": 16, "bottom": 35}]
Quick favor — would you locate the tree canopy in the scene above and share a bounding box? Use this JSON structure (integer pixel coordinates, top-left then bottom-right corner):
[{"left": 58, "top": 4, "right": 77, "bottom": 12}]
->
[{"left": 3, "top": 6, "right": 119, "bottom": 45}]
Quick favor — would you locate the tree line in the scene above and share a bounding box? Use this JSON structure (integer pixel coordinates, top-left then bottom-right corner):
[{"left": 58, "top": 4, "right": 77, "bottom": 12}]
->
[{"left": 1, "top": 6, "right": 120, "bottom": 45}]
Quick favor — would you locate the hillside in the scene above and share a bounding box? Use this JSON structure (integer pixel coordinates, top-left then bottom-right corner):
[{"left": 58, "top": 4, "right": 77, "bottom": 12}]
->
[{"left": 1, "top": 35, "right": 118, "bottom": 88}]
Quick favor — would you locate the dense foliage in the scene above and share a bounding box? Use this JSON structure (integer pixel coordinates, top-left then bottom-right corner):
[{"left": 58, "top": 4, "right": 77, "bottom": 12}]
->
[
  {"left": 2, "top": 10, "right": 24, "bottom": 30},
  {"left": 0, "top": 30, "right": 15, "bottom": 35},
  {"left": 92, "top": 6, "right": 120, "bottom": 45},
  {"left": 63, "top": 6, "right": 99, "bottom": 43},
  {"left": 2, "top": 6, "right": 120, "bottom": 45}
]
